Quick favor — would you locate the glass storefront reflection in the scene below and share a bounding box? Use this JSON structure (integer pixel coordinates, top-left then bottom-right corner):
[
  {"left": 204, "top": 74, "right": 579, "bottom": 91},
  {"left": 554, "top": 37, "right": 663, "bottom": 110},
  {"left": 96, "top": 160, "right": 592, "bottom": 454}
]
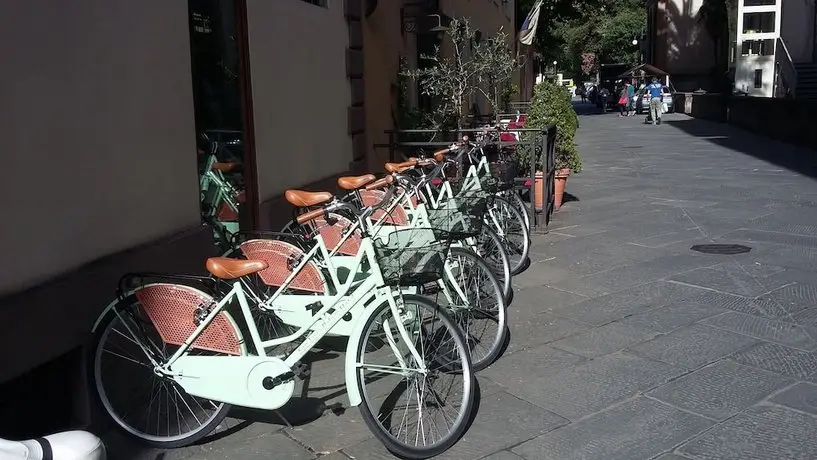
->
[{"left": 189, "top": 0, "right": 248, "bottom": 251}]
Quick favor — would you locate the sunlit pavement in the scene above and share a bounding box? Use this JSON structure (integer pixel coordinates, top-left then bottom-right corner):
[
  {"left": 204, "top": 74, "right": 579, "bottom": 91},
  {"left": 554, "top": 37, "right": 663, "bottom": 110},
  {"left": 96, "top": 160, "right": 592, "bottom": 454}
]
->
[{"left": 106, "top": 107, "right": 817, "bottom": 459}]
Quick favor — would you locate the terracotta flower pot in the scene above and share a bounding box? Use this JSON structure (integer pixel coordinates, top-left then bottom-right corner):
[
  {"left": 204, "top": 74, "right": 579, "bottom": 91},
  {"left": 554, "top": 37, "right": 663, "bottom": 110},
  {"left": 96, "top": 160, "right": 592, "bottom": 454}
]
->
[
  {"left": 533, "top": 171, "right": 544, "bottom": 212},
  {"left": 554, "top": 168, "right": 570, "bottom": 210}
]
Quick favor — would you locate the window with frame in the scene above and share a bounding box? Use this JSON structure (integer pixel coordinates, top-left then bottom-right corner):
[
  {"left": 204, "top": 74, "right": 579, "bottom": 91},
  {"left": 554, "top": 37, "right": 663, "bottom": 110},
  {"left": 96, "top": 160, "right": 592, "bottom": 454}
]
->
[
  {"left": 753, "top": 69, "right": 763, "bottom": 88},
  {"left": 740, "top": 39, "right": 774, "bottom": 56},
  {"left": 744, "top": 0, "right": 775, "bottom": 6},
  {"left": 742, "top": 12, "right": 776, "bottom": 33}
]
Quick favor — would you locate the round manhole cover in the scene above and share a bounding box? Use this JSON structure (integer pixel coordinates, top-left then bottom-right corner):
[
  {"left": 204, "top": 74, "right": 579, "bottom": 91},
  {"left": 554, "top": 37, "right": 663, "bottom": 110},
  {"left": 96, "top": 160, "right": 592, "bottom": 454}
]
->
[{"left": 690, "top": 244, "right": 752, "bottom": 255}]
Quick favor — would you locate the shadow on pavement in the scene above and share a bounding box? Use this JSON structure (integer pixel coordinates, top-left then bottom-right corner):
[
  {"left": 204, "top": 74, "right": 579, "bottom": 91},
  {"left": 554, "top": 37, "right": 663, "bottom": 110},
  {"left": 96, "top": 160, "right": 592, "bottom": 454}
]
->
[{"left": 664, "top": 118, "right": 817, "bottom": 180}]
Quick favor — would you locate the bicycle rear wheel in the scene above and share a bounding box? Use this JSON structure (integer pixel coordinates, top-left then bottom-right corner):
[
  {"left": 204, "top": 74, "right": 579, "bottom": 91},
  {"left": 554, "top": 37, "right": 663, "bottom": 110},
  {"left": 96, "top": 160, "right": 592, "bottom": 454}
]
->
[
  {"left": 91, "top": 291, "right": 243, "bottom": 448},
  {"left": 354, "top": 294, "right": 474, "bottom": 459}
]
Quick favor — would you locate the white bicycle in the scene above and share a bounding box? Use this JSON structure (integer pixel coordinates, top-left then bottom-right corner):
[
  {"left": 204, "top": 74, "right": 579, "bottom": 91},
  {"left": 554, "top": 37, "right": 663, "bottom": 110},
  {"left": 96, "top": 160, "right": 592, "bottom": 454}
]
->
[{"left": 89, "top": 192, "right": 475, "bottom": 459}]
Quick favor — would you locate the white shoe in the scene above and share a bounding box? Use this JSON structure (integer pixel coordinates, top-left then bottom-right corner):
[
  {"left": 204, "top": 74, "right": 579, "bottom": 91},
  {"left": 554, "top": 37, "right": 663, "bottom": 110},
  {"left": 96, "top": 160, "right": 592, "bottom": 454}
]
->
[{"left": 0, "top": 431, "right": 106, "bottom": 460}]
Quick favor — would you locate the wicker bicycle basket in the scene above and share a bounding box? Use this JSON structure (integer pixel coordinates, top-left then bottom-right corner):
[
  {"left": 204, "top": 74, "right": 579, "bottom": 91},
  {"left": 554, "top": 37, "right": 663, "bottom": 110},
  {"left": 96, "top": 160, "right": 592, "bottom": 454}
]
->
[
  {"left": 425, "top": 195, "right": 487, "bottom": 240},
  {"left": 489, "top": 160, "right": 519, "bottom": 186},
  {"left": 373, "top": 228, "right": 452, "bottom": 287},
  {"left": 449, "top": 174, "right": 499, "bottom": 198}
]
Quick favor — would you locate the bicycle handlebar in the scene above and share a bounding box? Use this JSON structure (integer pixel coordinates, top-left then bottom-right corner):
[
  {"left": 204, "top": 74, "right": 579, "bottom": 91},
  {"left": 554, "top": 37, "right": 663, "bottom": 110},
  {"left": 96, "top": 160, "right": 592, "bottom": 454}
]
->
[
  {"left": 364, "top": 175, "right": 394, "bottom": 190},
  {"left": 296, "top": 208, "right": 324, "bottom": 225}
]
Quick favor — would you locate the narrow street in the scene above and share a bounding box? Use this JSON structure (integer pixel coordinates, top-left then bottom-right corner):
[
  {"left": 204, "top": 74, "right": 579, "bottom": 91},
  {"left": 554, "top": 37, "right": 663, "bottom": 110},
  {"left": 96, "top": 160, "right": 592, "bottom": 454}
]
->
[{"left": 108, "top": 107, "right": 817, "bottom": 459}]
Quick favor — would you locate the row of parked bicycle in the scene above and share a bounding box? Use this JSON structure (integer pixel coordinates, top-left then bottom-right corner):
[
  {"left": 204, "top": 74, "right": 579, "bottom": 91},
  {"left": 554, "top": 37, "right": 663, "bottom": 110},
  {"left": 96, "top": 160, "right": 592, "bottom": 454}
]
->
[{"left": 89, "top": 127, "right": 533, "bottom": 459}]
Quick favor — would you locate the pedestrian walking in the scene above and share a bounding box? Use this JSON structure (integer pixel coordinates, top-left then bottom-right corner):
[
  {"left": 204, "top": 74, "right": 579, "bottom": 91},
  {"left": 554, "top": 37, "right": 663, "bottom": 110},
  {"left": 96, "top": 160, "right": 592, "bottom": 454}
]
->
[
  {"left": 599, "top": 86, "right": 610, "bottom": 113},
  {"left": 626, "top": 80, "right": 636, "bottom": 116},
  {"left": 617, "top": 85, "right": 629, "bottom": 117},
  {"left": 646, "top": 77, "right": 664, "bottom": 125}
]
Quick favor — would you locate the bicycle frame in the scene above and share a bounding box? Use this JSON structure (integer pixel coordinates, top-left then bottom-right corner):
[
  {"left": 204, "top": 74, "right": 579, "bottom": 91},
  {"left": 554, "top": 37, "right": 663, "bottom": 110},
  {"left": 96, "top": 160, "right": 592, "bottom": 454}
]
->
[{"left": 94, "top": 234, "right": 427, "bottom": 410}]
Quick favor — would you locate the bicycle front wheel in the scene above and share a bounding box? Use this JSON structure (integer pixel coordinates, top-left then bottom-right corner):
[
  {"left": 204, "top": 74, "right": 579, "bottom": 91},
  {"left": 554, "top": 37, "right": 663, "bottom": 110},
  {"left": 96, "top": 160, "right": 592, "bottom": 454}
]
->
[
  {"left": 503, "top": 189, "right": 532, "bottom": 233},
  {"left": 354, "top": 294, "right": 475, "bottom": 459},
  {"left": 437, "top": 247, "right": 508, "bottom": 371},
  {"left": 487, "top": 196, "right": 531, "bottom": 275},
  {"left": 473, "top": 225, "right": 512, "bottom": 303}
]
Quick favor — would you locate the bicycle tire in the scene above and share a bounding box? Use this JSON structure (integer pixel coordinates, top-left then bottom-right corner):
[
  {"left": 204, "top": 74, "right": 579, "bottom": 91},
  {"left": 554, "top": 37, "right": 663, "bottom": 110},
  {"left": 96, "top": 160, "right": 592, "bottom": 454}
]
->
[
  {"left": 504, "top": 189, "right": 532, "bottom": 233},
  {"left": 90, "top": 293, "right": 240, "bottom": 448},
  {"left": 443, "top": 247, "right": 508, "bottom": 371},
  {"left": 354, "top": 294, "right": 475, "bottom": 459},
  {"left": 474, "top": 225, "right": 512, "bottom": 303},
  {"left": 487, "top": 196, "right": 531, "bottom": 275}
]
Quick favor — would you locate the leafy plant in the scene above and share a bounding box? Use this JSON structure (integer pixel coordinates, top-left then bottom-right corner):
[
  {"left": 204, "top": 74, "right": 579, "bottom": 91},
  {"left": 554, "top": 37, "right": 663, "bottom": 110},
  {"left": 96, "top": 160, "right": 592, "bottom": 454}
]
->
[
  {"left": 473, "top": 28, "right": 524, "bottom": 118},
  {"left": 527, "top": 0, "right": 646, "bottom": 81},
  {"left": 402, "top": 18, "right": 483, "bottom": 130},
  {"left": 402, "top": 18, "right": 524, "bottom": 130},
  {"left": 515, "top": 80, "right": 581, "bottom": 173},
  {"left": 500, "top": 83, "right": 520, "bottom": 112}
]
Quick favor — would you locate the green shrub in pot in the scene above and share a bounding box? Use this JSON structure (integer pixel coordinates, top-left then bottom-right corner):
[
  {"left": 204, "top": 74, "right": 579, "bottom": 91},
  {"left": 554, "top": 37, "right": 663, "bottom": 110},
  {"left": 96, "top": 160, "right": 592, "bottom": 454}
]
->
[{"left": 515, "top": 80, "right": 581, "bottom": 174}]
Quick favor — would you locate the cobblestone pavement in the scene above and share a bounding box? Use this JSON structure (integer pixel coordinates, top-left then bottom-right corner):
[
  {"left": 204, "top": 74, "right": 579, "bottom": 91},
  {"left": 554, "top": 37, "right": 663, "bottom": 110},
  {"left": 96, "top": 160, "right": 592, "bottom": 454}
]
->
[{"left": 106, "top": 107, "right": 817, "bottom": 459}]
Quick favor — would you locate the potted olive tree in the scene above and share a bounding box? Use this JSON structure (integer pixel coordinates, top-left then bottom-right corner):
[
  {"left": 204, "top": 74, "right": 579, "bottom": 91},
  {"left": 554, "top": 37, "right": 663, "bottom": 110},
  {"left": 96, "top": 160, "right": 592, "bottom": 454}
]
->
[{"left": 517, "top": 80, "right": 581, "bottom": 210}]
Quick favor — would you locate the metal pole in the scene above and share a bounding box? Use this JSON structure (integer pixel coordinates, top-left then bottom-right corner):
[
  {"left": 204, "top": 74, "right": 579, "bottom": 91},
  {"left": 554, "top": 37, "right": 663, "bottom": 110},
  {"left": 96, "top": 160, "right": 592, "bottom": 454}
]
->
[
  {"left": 529, "top": 130, "right": 536, "bottom": 231},
  {"left": 536, "top": 127, "right": 550, "bottom": 233}
]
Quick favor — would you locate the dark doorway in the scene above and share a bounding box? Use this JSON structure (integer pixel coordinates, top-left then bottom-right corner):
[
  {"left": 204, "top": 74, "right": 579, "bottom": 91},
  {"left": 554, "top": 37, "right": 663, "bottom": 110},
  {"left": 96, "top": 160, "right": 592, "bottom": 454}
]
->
[{"left": 188, "top": 0, "right": 258, "bottom": 252}]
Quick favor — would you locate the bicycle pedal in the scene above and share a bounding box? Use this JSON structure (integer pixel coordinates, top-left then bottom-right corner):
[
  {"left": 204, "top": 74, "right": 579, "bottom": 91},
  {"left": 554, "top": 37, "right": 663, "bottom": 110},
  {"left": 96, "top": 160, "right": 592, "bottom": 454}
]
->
[
  {"left": 294, "top": 363, "right": 311, "bottom": 379},
  {"left": 421, "top": 282, "right": 441, "bottom": 294}
]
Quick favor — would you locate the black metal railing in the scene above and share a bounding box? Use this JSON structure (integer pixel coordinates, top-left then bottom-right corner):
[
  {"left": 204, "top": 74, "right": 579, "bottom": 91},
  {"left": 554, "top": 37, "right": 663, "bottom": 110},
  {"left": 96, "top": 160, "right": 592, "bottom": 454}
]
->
[{"left": 374, "top": 124, "right": 556, "bottom": 232}]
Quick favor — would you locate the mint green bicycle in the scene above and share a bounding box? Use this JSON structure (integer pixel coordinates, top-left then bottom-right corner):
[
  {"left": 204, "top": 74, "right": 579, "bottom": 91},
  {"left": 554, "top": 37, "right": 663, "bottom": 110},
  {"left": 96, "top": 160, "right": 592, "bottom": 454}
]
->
[
  {"left": 272, "top": 178, "right": 508, "bottom": 371},
  {"left": 90, "top": 192, "right": 475, "bottom": 459}
]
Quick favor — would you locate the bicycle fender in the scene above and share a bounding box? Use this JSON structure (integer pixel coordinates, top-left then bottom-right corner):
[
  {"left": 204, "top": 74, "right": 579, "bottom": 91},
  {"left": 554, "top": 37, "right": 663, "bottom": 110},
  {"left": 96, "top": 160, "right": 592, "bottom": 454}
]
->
[
  {"left": 91, "top": 289, "right": 138, "bottom": 332},
  {"left": 344, "top": 300, "right": 374, "bottom": 407}
]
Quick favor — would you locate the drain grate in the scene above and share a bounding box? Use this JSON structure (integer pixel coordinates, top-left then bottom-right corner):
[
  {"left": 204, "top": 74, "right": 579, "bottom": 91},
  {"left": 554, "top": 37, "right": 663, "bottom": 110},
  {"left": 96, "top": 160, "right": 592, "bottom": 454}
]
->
[
  {"left": 623, "top": 145, "right": 644, "bottom": 149},
  {"left": 690, "top": 244, "right": 752, "bottom": 255}
]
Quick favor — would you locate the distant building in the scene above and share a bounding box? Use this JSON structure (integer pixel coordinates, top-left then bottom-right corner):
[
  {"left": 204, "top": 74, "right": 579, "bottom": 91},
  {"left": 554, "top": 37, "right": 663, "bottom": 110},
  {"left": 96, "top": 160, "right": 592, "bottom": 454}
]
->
[{"left": 733, "top": 0, "right": 817, "bottom": 99}]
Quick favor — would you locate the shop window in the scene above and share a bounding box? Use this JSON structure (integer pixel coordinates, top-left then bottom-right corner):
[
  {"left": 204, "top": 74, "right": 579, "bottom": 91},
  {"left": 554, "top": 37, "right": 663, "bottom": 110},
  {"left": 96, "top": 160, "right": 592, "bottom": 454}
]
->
[{"left": 742, "top": 12, "right": 776, "bottom": 34}]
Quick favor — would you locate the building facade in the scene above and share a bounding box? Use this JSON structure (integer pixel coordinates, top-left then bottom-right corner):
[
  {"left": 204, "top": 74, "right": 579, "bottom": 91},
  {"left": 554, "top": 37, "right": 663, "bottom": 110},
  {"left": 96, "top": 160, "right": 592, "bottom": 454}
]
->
[
  {"left": 646, "top": 0, "right": 716, "bottom": 91},
  {"left": 0, "top": 0, "right": 361, "bottom": 436},
  {"left": 733, "top": 0, "right": 816, "bottom": 98},
  {"left": 0, "top": 0, "right": 529, "bottom": 437},
  {"left": 362, "top": 0, "right": 522, "bottom": 171}
]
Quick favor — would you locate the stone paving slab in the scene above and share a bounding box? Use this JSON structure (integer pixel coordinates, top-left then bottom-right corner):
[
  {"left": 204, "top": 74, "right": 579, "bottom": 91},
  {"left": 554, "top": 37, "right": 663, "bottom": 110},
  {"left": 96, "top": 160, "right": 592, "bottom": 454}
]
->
[
  {"left": 106, "top": 108, "right": 817, "bottom": 459},
  {"left": 546, "top": 281, "right": 708, "bottom": 326},
  {"left": 493, "top": 351, "right": 685, "bottom": 421},
  {"left": 619, "top": 298, "right": 729, "bottom": 333},
  {"left": 480, "top": 451, "right": 527, "bottom": 460},
  {"left": 629, "top": 323, "right": 759, "bottom": 370},
  {"left": 701, "top": 311, "right": 817, "bottom": 350},
  {"left": 769, "top": 382, "right": 817, "bottom": 416},
  {"left": 646, "top": 360, "right": 793, "bottom": 420},
  {"left": 550, "top": 321, "right": 660, "bottom": 357},
  {"left": 667, "top": 264, "right": 788, "bottom": 297},
  {"left": 730, "top": 342, "right": 817, "bottom": 379},
  {"left": 511, "top": 396, "right": 713, "bottom": 460},
  {"left": 677, "top": 405, "right": 817, "bottom": 460},
  {"left": 341, "top": 391, "right": 568, "bottom": 460}
]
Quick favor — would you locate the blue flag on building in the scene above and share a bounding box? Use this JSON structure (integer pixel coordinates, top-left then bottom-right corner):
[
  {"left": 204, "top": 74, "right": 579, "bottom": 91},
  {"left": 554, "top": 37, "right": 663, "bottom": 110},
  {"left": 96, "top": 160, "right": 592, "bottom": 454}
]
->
[{"left": 519, "top": 0, "right": 544, "bottom": 45}]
